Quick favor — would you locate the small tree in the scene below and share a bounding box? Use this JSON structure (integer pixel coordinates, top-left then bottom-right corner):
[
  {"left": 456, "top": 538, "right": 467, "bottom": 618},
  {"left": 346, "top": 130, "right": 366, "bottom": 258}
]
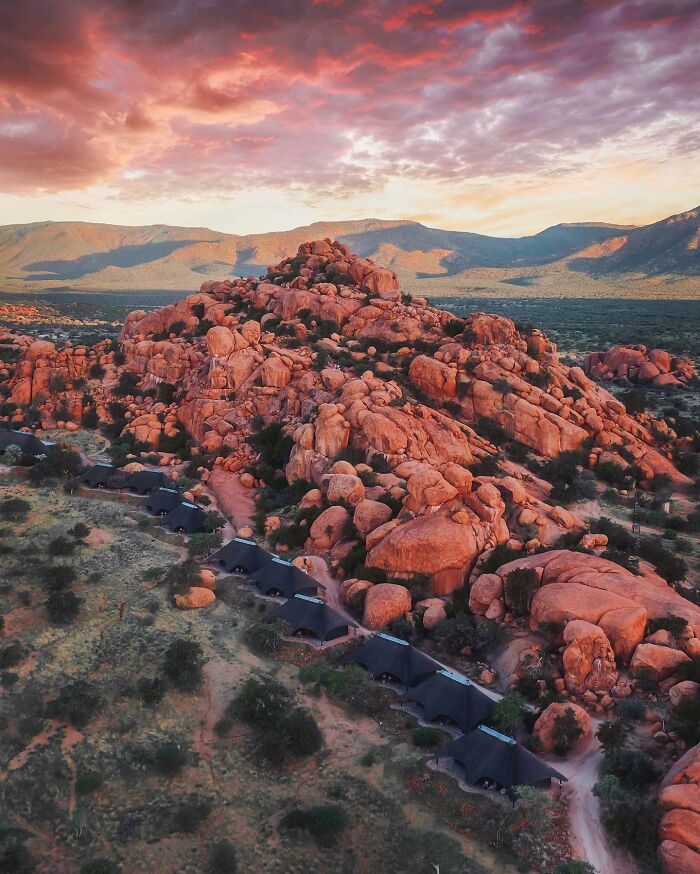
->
[
  {"left": 163, "top": 639, "right": 204, "bottom": 692},
  {"left": 80, "top": 859, "right": 120, "bottom": 874},
  {"left": 187, "top": 531, "right": 223, "bottom": 558},
  {"left": 204, "top": 511, "right": 227, "bottom": 532},
  {"left": 207, "top": 840, "right": 237, "bottom": 874},
  {"left": 551, "top": 707, "right": 584, "bottom": 756},
  {"left": 492, "top": 694, "right": 524, "bottom": 735},
  {"left": 279, "top": 804, "right": 348, "bottom": 847},
  {"left": 0, "top": 497, "right": 31, "bottom": 520},
  {"left": 48, "top": 535, "right": 76, "bottom": 556},
  {"left": 2, "top": 444, "right": 23, "bottom": 466},
  {"left": 552, "top": 861, "right": 597, "bottom": 874},
  {"left": 45, "top": 680, "right": 101, "bottom": 728},
  {"left": 596, "top": 718, "right": 630, "bottom": 753},
  {"left": 234, "top": 675, "right": 291, "bottom": 727},
  {"left": 46, "top": 590, "right": 82, "bottom": 625},
  {"left": 512, "top": 786, "right": 556, "bottom": 870},
  {"left": 68, "top": 522, "right": 91, "bottom": 540},
  {"left": 244, "top": 621, "right": 287, "bottom": 655},
  {"left": 504, "top": 567, "right": 539, "bottom": 615}
]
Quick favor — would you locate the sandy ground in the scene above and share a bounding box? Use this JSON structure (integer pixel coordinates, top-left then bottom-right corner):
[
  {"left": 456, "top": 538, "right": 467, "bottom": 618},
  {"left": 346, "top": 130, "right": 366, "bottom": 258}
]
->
[
  {"left": 556, "top": 730, "right": 637, "bottom": 874},
  {"left": 207, "top": 466, "right": 257, "bottom": 534}
]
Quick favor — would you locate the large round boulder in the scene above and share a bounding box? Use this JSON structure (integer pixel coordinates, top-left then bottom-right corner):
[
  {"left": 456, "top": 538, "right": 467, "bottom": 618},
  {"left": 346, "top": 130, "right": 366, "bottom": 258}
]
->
[
  {"left": 533, "top": 702, "right": 592, "bottom": 752},
  {"left": 206, "top": 326, "right": 235, "bottom": 357},
  {"left": 174, "top": 587, "right": 216, "bottom": 609},
  {"left": 363, "top": 583, "right": 412, "bottom": 630}
]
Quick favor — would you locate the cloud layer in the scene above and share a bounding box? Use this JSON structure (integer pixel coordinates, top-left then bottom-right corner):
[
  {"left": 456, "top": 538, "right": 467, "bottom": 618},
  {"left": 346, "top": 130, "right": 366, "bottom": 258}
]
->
[{"left": 1, "top": 0, "right": 698, "bottom": 230}]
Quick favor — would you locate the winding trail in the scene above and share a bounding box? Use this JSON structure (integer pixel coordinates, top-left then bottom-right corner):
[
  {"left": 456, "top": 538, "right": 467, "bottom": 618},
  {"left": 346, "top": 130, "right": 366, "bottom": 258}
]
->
[{"left": 556, "top": 729, "right": 637, "bottom": 874}]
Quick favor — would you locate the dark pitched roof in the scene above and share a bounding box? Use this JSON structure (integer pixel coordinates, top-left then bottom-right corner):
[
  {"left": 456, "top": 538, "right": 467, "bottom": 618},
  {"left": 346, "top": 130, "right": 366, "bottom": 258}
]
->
[
  {"left": 145, "top": 487, "right": 182, "bottom": 515},
  {"left": 438, "top": 725, "right": 567, "bottom": 795},
  {"left": 404, "top": 669, "right": 496, "bottom": 733},
  {"left": 163, "top": 501, "right": 207, "bottom": 533},
  {"left": 262, "top": 594, "right": 356, "bottom": 642},
  {"left": 0, "top": 429, "right": 52, "bottom": 456},
  {"left": 343, "top": 633, "right": 441, "bottom": 687},
  {"left": 210, "top": 537, "right": 271, "bottom": 574},
  {"left": 124, "top": 469, "right": 171, "bottom": 494},
  {"left": 247, "top": 557, "right": 325, "bottom": 598},
  {"left": 78, "top": 463, "right": 119, "bottom": 488}
]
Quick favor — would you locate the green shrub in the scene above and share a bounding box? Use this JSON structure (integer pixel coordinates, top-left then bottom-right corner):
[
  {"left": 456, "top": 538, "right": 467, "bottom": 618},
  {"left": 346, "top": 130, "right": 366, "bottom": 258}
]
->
[
  {"left": 594, "top": 460, "right": 628, "bottom": 486},
  {"left": 671, "top": 696, "right": 700, "bottom": 745},
  {"left": 28, "top": 446, "right": 83, "bottom": 483},
  {"left": 0, "top": 841, "right": 35, "bottom": 872},
  {"left": 279, "top": 804, "right": 348, "bottom": 847},
  {"left": 243, "top": 621, "right": 287, "bottom": 655},
  {"left": 551, "top": 707, "right": 584, "bottom": 755},
  {"left": 2, "top": 444, "right": 23, "bottom": 466},
  {"left": 114, "top": 371, "right": 140, "bottom": 397},
  {"left": 68, "top": 522, "right": 91, "bottom": 540},
  {"left": 206, "top": 840, "right": 237, "bottom": 874},
  {"left": 596, "top": 718, "right": 630, "bottom": 753},
  {"left": 163, "top": 639, "right": 204, "bottom": 692},
  {"left": 149, "top": 740, "right": 189, "bottom": 776},
  {"left": 80, "top": 861, "right": 121, "bottom": 874},
  {"left": 247, "top": 422, "right": 294, "bottom": 469},
  {"left": 298, "top": 662, "right": 389, "bottom": 717},
  {"left": 412, "top": 727, "right": 442, "bottom": 748},
  {"left": 492, "top": 694, "right": 524, "bottom": 735},
  {"left": 647, "top": 615, "right": 688, "bottom": 638},
  {"left": 47, "top": 535, "right": 76, "bottom": 556},
  {"left": 257, "top": 707, "right": 323, "bottom": 764},
  {"left": 504, "top": 567, "right": 538, "bottom": 615},
  {"left": 45, "top": 590, "right": 82, "bottom": 625},
  {"left": 45, "top": 680, "right": 100, "bottom": 728},
  {"left": 603, "top": 748, "right": 658, "bottom": 789},
  {"left": 81, "top": 407, "right": 99, "bottom": 428},
  {"left": 234, "top": 675, "right": 291, "bottom": 727},
  {"left": 137, "top": 676, "right": 166, "bottom": 706},
  {"left": 479, "top": 544, "right": 521, "bottom": 574},
  {"left": 88, "top": 363, "right": 105, "bottom": 380},
  {"left": 0, "top": 498, "right": 31, "bottom": 521},
  {"left": 614, "top": 698, "right": 647, "bottom": 721},
  {"left": 552, "top": 861, "right": 597, "bottom": 874},
  {"left": 76, "top": 769, "right": 103, "bottom": 795},
  {"left": 0, "top": 641, "right": 22, "bottom": 669},
  {"left": 187, "top": 531, "right": 223, "bottom": 557}
]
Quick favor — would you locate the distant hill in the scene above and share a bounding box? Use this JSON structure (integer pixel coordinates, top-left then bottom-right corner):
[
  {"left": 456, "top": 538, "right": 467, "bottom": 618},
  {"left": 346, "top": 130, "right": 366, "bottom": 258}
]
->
[{"left": 0, "top": 207, "right": 698, "bottom": 299}]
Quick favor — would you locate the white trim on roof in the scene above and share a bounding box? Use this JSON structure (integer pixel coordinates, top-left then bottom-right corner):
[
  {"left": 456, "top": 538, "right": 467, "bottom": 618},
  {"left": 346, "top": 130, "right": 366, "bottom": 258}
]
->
[
  {"left": 378, "top": 632, "right": 409, "bottom": 646},
  {"left": 437, "top": 669, "right": 473, "bottom": 686},
  {"left": 479, "top": 725, "right": 516, "bottom": 745},
  {"left": 294, "top": 594, "right": 324, "bottom": 604}
]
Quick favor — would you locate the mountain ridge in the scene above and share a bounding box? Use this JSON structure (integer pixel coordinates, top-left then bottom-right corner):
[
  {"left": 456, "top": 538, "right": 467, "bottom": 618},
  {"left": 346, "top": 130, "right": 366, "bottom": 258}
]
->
[{"left": 0, "top": 206, "right": 698, "bottom": 300}]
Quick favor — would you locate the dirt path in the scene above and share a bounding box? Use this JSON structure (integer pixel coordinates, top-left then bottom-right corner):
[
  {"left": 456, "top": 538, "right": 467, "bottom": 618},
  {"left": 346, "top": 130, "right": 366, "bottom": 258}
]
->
[
  {"left": 207, "top": 466, "right": 257, "bottom": 534},
  {"left": 556, "top": 730, "right": 637, "bottom": 874}
]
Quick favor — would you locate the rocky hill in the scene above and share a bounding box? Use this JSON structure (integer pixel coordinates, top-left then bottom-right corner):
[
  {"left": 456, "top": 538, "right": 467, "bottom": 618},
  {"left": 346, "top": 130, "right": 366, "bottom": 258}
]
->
[
  {"left": 1, "top": 205, "right": 698, "bottom": 299},
  {"left": 2, "top": 239, "right": 700, "bottom": 872}
]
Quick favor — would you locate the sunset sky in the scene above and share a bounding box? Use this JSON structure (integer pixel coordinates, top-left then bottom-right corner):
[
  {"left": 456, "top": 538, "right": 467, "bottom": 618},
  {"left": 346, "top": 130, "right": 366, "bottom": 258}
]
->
[{"left": 1, "top": 0, "right": 699, "bottom": 236}]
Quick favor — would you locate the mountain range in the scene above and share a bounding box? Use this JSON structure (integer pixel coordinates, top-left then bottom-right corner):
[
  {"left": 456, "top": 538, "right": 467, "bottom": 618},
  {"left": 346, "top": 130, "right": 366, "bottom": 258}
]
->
[{"left": 0, "top": 206, "right": 698, "bottom": 299}]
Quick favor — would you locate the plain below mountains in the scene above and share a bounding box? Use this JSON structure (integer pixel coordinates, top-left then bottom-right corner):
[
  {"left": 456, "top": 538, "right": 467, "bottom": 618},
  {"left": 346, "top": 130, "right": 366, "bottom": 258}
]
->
[{"left": 0, "top": 206, "right": 698, "bottom": 300}]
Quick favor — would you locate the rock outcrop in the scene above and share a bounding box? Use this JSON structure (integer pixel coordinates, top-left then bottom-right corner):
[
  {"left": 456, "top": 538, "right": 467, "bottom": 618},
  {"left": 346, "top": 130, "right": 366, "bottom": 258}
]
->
[
  {"left": 584, "top": 345, "right": 696, "bottom": 388},
  {"left": 533, "top": 702, "right": 592, "bottom": 752},
  {"left": 659, "top": 743, "right": 700, "bottom": 874}
]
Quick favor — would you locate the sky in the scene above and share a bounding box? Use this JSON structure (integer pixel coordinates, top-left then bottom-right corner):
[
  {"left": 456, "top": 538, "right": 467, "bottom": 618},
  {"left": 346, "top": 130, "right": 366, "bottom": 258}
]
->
[{"left": 0, "top": 0, "right": 699, "bottom": 237}]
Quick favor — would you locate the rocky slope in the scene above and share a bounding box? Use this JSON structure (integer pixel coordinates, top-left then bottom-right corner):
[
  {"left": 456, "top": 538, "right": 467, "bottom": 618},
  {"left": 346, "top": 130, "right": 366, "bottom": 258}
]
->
[{"left": 2, "top": 238, "right": 699, "bottom": 872}]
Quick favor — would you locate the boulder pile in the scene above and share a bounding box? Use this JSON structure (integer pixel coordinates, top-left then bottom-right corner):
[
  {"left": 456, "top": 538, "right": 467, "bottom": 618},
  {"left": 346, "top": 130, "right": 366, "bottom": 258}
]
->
[{"left": 583, "top": 345, "right": 696, "bottom": 388}]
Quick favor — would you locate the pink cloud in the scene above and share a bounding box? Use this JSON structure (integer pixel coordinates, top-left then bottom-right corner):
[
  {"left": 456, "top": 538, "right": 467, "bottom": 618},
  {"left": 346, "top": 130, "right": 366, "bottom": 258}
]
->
[{"left": 0, "top": 0, "right": 697, "bottom": 197}]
